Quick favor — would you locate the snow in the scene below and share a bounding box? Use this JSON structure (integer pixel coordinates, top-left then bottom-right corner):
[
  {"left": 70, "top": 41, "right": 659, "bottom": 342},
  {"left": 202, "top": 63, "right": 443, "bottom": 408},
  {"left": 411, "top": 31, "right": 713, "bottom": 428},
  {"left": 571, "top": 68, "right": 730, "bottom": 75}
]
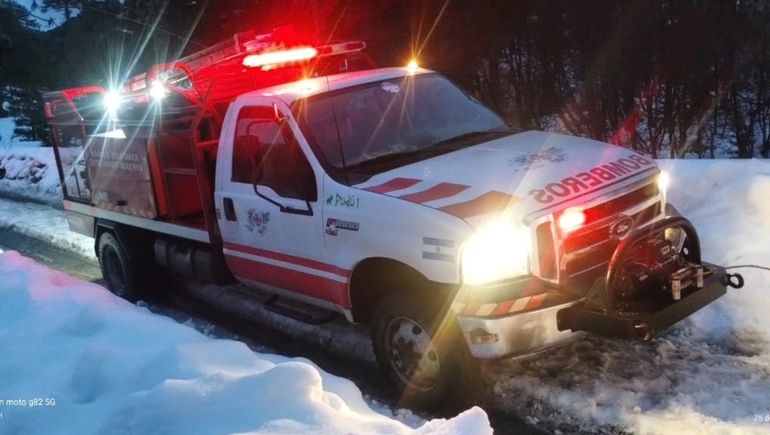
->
[
  {"left": 0, "top": 118, "right": 62, "bottom": 206},
  {"left": 0, "top": 117, "right": 43, "bottom": 148},
  {"left": 0, "top": 123, "right": 93, "bottom": 256},
  {"left": 0, "top": 250, "right": 492, "bottom": 434},
  {"left": 0, "top": 198, "right": 94, "bottom": 258},
  {"left": 0, "top": 147, "right": 62, "bottom": 205}
]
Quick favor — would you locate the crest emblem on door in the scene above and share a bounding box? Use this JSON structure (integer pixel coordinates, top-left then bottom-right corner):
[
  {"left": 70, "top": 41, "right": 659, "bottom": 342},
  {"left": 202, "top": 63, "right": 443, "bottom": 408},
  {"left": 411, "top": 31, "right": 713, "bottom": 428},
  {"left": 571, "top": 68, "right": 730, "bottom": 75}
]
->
[{"left": 245, "top": 208, "right": 270, "bottom": 235}]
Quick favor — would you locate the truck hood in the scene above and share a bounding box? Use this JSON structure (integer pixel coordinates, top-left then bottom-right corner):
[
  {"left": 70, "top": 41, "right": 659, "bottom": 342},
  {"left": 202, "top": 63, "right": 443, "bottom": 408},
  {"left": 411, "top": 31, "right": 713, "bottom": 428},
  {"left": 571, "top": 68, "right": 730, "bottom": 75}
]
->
[{"left": 355, "top": 131, "right": 659, "bottom": 226}]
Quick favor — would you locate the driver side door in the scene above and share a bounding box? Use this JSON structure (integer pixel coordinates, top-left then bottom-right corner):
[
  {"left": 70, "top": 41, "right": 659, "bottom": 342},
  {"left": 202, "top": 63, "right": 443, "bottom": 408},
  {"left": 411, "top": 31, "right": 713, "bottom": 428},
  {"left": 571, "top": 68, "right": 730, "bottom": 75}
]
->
[{"left": 216, "top": 100, "right": 341, "bottom": 306}]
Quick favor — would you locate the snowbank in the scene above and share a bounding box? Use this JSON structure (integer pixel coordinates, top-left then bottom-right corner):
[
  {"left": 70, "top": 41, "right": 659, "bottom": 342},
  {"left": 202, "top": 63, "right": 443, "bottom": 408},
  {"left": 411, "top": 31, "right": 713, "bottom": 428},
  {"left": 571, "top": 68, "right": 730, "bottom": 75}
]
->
[
  {"left": 0, "top": 198, "right": 94, "bottom": 258},
  {"left": 0, "top": 119, "right": 61, "bottom": 205},
  {"left": 0, "top": 251, "right": 491, "bottom": 434},
  {"left": 491, "top": 159, "right": 770, "bottom": 434},
  {"left": 0, "top": 148, "right": 62, "bottom": 206}
]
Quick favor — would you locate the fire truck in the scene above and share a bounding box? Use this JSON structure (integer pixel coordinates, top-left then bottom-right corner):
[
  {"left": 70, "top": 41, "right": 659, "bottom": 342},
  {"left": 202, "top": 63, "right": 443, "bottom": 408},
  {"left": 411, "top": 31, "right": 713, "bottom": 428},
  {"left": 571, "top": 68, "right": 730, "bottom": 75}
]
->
[{"left": 43, "top": 28, "right": 744, "bottom": 408}]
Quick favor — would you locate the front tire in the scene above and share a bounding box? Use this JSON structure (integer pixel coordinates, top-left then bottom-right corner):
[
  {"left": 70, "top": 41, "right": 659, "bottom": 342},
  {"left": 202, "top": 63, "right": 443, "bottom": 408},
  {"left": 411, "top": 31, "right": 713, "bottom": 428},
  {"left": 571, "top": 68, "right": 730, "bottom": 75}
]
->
[
  {"left": 98, "top": 232, "right": 143, "bottom": 302},
  {"left": 371, "top": 290, "right": 478, "bottom": 410}
]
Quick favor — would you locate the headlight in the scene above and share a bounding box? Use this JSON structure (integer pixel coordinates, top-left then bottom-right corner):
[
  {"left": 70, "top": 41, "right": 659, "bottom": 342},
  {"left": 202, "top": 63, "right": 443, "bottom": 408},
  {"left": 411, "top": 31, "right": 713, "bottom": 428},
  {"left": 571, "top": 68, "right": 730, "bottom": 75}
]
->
[{"left": 461, "top": 221, "right": 531, "bottom": 285}]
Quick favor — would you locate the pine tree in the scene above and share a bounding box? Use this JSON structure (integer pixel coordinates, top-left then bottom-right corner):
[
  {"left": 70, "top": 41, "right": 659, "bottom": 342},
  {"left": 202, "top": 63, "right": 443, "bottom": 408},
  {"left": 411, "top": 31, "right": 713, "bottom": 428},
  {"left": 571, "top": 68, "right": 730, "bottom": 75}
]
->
[{"left": 7, "top": 88, "right": 48, "bottom": 144}]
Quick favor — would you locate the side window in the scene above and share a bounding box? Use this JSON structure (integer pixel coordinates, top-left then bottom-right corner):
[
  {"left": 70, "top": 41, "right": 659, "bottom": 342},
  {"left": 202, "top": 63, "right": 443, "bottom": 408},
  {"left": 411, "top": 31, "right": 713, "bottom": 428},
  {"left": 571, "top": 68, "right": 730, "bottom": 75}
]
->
[{"left": 232, "top": 106, "right": 318, "bottom": 201}]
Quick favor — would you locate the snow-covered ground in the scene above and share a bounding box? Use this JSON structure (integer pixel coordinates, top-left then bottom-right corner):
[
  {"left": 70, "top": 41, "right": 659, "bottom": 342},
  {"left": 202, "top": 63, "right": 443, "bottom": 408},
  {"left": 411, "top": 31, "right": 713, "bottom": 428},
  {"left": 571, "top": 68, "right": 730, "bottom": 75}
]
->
[
  {"left": 0, "top": 198, "right": 94, "bottom": 258},
  {"left": 0, "top": 120, "right": 92, "bottom": 256},
  {"left": 0, "top": 118, "right": 62, "bottom": 206},
  {"left": 0, "top": 250, "right": 491, "bottom": 434},
  {"left": 1, "top": 138, "right": 770, "bottom": 434}
]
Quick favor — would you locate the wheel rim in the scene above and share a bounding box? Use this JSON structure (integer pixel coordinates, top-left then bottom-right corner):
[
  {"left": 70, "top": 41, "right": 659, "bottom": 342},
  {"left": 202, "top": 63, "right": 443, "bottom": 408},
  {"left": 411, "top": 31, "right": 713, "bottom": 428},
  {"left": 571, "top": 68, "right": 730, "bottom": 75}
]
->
[
  {"left": 102, "top": 246, "right": 126, "bottom": 296},
  {"left": 384, "top": 316, "right": 441, "bottom": 392}
]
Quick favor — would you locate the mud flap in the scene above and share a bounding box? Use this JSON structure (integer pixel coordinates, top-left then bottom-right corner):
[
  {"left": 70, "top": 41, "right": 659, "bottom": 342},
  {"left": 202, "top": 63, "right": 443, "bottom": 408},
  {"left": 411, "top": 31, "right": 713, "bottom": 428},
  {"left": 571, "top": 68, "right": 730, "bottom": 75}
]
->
[{"left": 556, "top": 263, "right": 727, "bottom": 340}]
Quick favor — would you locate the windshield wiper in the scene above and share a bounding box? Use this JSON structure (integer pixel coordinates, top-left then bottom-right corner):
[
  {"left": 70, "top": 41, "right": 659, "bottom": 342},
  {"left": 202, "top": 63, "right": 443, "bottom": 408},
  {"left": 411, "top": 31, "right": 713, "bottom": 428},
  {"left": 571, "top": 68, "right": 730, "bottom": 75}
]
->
[
  {"left": 430, "top": 129, "right": 513, "bottom": 150},
  {"left": 346, "top": 129, "right": 513, "bottom": 171},
  {"left": 347, "top": 148, "right": 446, "bottom": 170}
]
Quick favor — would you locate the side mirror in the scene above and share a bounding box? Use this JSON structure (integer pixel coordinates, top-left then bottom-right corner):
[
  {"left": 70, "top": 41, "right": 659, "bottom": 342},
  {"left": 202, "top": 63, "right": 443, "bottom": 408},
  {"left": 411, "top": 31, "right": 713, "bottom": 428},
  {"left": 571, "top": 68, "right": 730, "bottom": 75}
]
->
[{"left": 273, "top": 103, "right": 287, "bottom": 122}]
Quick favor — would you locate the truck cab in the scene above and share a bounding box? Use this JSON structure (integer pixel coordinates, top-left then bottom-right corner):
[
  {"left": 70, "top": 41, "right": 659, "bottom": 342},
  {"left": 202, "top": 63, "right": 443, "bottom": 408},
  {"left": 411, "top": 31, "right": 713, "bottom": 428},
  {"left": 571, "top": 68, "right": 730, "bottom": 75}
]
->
[{"left": 45, "top": 31, "right": 742, "bottom": 409}]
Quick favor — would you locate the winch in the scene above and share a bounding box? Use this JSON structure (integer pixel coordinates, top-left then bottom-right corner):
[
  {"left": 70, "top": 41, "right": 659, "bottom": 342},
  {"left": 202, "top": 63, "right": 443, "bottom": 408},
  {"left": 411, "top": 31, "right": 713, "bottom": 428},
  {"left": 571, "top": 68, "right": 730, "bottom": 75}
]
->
[
  {"left": 557, "top": 215, "right": 745, "bottom": 340},
  {"left": 615, "top": 235, "right": 684, "bottom": 302}
]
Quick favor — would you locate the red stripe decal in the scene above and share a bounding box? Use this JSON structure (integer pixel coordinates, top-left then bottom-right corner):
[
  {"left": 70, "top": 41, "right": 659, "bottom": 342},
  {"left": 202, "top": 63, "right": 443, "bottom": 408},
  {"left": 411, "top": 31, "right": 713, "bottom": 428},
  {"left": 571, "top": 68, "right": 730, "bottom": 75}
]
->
[
  {"left": 491, "top": 299, "right": 515, "bottom": 316},
  {"left": 223, "top": 242, "right": 349, "bottom": 278},
  {"left": 398, "top": 183, "right": 469, "bottom": 204},
  {"left": 364, "top": 177, "right": 421, "bottom": 194},
  {"left": 439, "top": 191, "right": 519, "bottom": 219},
  {"left": 525, "top": 293, "right": 547, "bottom": 310},
  {"left": 225, "top": 255, "right": 350, "bottom": 308}
]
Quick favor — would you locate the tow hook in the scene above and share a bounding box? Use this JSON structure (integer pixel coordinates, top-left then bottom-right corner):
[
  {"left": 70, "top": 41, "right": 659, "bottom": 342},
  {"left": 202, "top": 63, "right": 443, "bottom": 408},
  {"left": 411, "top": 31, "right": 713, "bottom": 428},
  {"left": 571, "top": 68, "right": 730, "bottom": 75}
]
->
[{"left": 722, "top": 272, "right": 745, "bottom": 289}]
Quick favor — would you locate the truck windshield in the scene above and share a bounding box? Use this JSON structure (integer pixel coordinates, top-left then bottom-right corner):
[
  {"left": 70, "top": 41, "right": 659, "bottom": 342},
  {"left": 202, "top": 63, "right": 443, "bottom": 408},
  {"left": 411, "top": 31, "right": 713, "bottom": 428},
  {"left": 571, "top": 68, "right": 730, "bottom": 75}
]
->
[{"left": 293, "top": 73, "right": 509, "bottom": 179}]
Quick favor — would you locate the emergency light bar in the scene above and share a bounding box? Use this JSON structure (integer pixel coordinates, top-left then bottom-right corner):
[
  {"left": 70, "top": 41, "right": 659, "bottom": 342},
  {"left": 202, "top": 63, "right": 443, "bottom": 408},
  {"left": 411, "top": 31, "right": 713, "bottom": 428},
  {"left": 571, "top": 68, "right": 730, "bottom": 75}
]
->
[
  {"left": 241, "top": 41, "right": 368, "bottom": 69},
  {"left": 242, "top": 46, "right": 318, "bottom": 68},
  {"left": 115, "top": 27, "right": 368, "bottom": 104}
]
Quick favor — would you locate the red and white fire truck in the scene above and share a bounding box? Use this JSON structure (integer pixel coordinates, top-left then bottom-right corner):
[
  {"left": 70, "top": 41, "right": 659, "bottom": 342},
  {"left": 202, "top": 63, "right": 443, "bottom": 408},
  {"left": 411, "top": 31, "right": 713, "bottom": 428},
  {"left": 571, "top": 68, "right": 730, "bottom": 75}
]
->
[{"left": 43, "top": 28, "right": 743, "bottom": 407}]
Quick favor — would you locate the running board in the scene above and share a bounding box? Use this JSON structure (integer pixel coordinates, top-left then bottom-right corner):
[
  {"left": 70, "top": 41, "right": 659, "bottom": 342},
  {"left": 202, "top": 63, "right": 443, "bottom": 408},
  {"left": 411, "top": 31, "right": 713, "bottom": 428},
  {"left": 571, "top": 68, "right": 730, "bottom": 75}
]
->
[{"left": 263, "top": 295, "right": 338, "bottom": 325}]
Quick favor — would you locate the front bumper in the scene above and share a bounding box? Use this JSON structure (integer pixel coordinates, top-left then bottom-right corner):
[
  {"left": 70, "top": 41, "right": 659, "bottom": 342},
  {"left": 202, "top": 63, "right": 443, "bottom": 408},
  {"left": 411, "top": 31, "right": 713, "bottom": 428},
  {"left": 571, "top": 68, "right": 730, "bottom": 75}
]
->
[
  {"left": 452, "top": 276, "right": 584, "bottom": 359},
  {"left": 454, "top": 215, "right": 738, "bottom": 359},
  {"left": 456, "top": 299, "right": 583, "bottom": 359},
  {"left": 556, "top": 263, "right": 726, "bottom": 340}
]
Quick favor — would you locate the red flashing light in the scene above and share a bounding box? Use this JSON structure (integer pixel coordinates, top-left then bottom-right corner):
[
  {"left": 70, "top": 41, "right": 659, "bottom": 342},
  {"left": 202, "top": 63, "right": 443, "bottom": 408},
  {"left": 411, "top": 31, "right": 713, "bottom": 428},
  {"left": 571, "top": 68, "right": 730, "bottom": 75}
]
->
[
  {"left": 242, "top": 46, "right": 318, "bottom": 69},
  {"left": 61, "top": 86, "right": 105, "bottom": 101},
  {"left": 558, "top": 208, "right": 586, "bottom": 234}
]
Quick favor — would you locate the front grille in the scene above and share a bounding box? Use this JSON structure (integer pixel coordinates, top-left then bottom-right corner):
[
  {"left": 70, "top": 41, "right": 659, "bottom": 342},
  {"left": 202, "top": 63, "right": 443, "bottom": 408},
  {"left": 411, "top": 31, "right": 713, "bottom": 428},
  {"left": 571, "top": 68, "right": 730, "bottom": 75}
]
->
[
  {"left": 536, "top": 179, "right": 662, "bottom": 291},
  {"left": 563, "top": 202, "right": 660, "bottom": 253},
  {"left": 581, "top": 182, "right": 658, "bottom": 226}
]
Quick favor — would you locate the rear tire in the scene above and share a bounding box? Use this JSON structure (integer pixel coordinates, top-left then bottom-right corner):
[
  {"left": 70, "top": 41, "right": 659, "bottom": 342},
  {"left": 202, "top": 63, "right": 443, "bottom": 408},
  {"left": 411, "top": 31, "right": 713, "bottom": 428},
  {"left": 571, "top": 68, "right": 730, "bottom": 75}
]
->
[
  {"left": 371, "top": 290, "right": 479, "bottom": 410},
  {"left": 98, "top": 232, "right": 143, "bottom": 302}
]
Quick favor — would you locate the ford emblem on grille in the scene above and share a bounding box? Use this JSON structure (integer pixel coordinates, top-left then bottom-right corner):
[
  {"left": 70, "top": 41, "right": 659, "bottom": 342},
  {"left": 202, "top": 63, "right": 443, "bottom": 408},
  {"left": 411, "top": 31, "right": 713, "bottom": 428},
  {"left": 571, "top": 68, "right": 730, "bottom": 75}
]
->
[{"left": 609, "top": 215, "right": 634, "bottom": 238}]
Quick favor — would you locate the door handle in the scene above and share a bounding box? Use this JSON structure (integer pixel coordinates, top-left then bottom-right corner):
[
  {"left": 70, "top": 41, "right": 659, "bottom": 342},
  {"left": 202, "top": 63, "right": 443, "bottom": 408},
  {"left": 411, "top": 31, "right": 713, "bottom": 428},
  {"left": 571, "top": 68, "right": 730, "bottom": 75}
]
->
[{"left": 223, "top": 197, "right": 237, "bottom": 221}]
